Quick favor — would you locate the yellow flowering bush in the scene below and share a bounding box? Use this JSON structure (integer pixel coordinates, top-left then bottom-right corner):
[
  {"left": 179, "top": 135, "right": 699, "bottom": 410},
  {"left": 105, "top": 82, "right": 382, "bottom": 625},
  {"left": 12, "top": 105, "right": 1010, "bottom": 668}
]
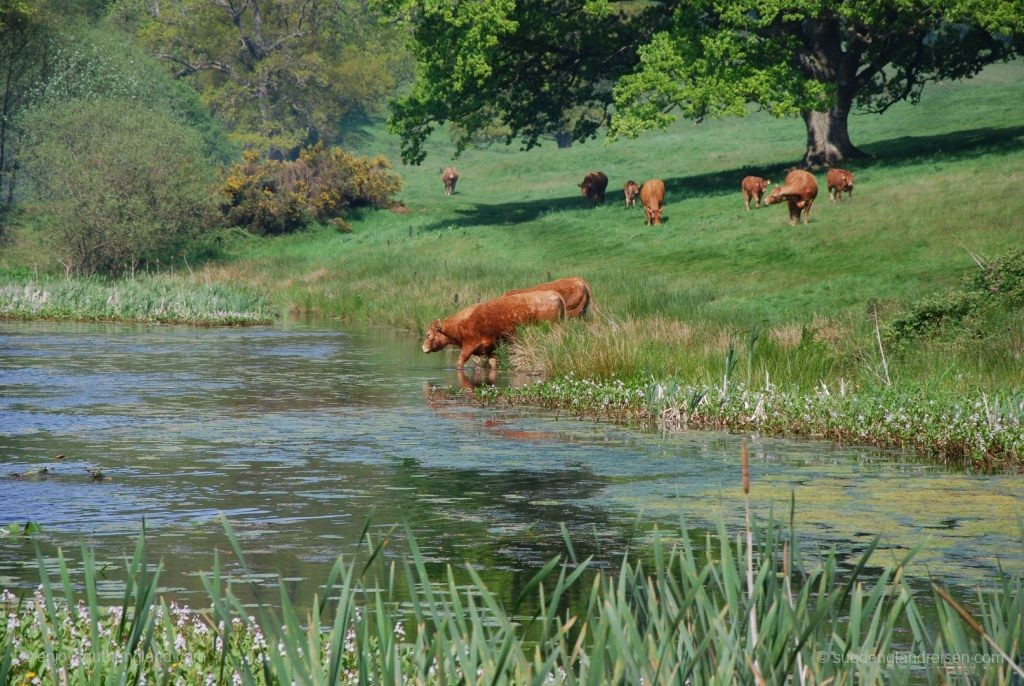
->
[{"left": 219, "top": 144, "right": 402, "bottom": 235}]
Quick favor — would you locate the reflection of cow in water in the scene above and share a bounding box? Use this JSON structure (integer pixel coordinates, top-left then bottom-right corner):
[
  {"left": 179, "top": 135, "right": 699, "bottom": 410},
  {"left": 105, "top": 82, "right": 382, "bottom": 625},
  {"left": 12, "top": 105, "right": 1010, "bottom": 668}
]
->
[
  {"left": 457, "top": 367, "right": 497, "bottom": 389},
  {"left": 422, "top": 290, "right": 565, "bottom": 369},
  {"left": 422, "top": 379, "right": 562, "bottom": 444}
]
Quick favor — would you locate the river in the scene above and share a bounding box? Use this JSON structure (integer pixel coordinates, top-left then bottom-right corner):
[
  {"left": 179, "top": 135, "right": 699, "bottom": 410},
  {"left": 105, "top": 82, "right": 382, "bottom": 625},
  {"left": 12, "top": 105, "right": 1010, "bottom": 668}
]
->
[{"left": 1, "top": 320, "right": 1021, "bottom": 606}]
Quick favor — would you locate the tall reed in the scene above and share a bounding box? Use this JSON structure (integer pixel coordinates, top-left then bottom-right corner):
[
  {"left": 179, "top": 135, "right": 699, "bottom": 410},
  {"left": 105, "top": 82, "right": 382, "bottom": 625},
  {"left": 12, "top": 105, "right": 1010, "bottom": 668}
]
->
[{"left": 2, "top": 506, "right": 1022, "bottom": 683}]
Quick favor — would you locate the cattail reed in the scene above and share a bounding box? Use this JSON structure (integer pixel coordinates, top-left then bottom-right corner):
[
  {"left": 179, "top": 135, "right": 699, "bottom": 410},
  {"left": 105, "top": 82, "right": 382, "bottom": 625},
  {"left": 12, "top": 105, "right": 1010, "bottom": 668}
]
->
[{"left": 741, "top": 440, "right": 751, "bottom": 494}]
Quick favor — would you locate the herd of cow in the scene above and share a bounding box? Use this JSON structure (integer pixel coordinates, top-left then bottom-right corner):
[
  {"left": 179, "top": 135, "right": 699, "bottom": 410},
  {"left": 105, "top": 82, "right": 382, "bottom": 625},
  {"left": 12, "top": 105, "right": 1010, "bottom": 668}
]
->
[
  {"left": 579, "top": 167, "right": 855, "bottom": 226},
  {"left": 424, "top": 164, "right": 856, "bottom": 368}
]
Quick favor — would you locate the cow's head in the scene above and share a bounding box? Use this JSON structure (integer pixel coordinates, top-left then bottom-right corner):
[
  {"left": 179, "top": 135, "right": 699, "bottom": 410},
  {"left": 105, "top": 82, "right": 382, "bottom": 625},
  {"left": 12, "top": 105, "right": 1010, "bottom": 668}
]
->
[
  {"left": 422, "top": 321, "right": 454, "bottom": 353},
  {"left": 764, "top": 186, "right": 784, "bottom": 205},
  {"left": 648, "top": 206, "right": 663, "bottom": 225}
]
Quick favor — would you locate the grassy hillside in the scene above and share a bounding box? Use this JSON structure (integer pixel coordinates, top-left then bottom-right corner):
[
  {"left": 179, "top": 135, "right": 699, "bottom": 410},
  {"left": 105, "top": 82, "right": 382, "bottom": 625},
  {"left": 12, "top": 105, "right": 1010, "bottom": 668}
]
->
[{"left": 197, "top": 60, "right": 1024, "bottom": 395}]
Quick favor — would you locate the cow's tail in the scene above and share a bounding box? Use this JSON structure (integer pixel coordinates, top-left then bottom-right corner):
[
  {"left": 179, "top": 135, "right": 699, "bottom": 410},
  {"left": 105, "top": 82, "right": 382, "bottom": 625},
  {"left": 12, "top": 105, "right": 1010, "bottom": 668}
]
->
[{"left": 588, "top": 300, "right": 619, "bottom": 331}]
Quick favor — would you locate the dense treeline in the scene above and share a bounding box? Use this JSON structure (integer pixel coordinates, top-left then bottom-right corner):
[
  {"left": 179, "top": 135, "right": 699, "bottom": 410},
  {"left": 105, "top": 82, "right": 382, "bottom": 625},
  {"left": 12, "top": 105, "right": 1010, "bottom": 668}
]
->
[{"left": 0, "top": 0, "right": 409, "bottom": 276}]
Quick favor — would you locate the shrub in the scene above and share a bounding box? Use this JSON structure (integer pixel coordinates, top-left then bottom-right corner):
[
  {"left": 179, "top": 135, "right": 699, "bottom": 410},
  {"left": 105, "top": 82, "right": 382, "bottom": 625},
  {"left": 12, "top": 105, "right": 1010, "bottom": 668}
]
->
[
  {"left": 888, "top": 250, "right": 1024, "bottom": 341},
  {"left": 19, "top": 99, "right": 218, "bottom": 277},
  {"left": 219, "top": 143, "right": 402, "bottom": 235}
]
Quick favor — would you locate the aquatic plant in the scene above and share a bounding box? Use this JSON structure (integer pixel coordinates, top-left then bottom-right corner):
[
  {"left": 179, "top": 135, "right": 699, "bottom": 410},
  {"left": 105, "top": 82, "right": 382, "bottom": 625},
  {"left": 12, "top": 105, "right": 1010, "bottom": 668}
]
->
[
  {"left": 0, "top": 275, "right": 273, "bottom": 325},
  {"left": 2, "top": 507, "right": 1022, "bottom": 684},
  {"left": 480, "top": 375, "right": 1024, "bottom": 468}
]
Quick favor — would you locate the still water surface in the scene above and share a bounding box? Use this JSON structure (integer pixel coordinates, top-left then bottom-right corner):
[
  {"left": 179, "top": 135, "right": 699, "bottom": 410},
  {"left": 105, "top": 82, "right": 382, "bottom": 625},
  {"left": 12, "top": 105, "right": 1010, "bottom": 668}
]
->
[{"left": 1, "top": 320, "right": 1021, "bottom": 604}]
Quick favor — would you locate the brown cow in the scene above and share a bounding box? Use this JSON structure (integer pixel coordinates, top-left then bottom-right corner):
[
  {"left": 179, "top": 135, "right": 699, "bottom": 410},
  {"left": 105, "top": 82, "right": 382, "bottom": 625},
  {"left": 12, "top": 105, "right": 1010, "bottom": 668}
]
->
[
  {"left": 442, "top": 167, "right": 459, "bottom": 196},
  {"left": 827, "top": 168, "right": 854, "bottom": 202},
  {"left": 639, "top": 179, "right": 666, "bottom": 225},
  {"left": 422, "top": 291, "right": 566, "bottom": 369},
  {"left": 765, "top": 170, "right": 818, "bottom": 225},
  {"left": 504, "top": 276, "right": 592, "bottom": 318},
  {"left": 624, "top": 180, "right": 641, "bottom": 207},
  {"left": 579, "top": 171, "right": 608, "bottom": 206},
  {"left": 741, "top": 175, "right": 772, "bottom": 210}
]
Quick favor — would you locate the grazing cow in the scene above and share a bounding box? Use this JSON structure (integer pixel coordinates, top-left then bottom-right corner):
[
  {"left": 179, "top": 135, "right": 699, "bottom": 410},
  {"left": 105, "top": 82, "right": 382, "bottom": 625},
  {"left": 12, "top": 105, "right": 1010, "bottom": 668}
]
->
[
  {"left": 624, "top": 180, "right": 641, "bottom": 207},
  {"left": 765, "top": 170, "right": 818, "bottom": 225},
  {"left": 442, "top": 167, "right": 459, "bottom": 196},
  {"left": 741, "top": 175, "right": 772, "bottom": 210},
  {"left": 422, "top": 291, "right": 566, "bottom": 369},
  {"left": 827, "top": 168, "right": 854, "bottom": 202},
  {"left": 639, "top": 179, "right": 666, "bottom": 225},
  {"left": 504, "top": 276, "right": 592, "bottom": 318},
  {"left": 579, "top": 171, "right": 609, "bottom": 206}
]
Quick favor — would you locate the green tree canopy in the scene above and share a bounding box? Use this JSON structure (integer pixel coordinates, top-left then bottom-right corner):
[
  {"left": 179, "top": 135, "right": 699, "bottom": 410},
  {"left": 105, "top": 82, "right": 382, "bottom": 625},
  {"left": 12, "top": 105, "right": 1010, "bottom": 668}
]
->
[
  {"left": 379, "top": 0, "right": 668, "bottom": 164},
  {"left": 379, "top": 0, "right": 1022, "bottom": 166},
  {"left": 125, "top": 0, "right": 411, "bottom": 151}
]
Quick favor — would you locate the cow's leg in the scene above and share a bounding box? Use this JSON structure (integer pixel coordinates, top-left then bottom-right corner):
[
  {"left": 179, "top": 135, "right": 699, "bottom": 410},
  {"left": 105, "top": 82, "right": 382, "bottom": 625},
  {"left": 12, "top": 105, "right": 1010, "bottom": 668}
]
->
[
  {"left": 456, "top": 345, "right": 475, "bottom": 369},
  {"left": 787, "top": 201, "right": 799, "bottom": 225},
  {"left": 802, "top": 201, "right": 813, "bottom": 224},
  {"left": 744, "top": 194, "right": 751, "bottom": 211},
  {"left": 487, "top": 355, "right": 498, "bottom": 369}
]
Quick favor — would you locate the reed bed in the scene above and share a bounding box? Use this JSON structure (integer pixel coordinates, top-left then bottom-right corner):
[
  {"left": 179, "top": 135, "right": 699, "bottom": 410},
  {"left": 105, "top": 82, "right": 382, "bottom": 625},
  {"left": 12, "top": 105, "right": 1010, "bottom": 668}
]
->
[
  {"left": 2, "top": 506, "right": 1022, "bottom": 684},
  {"left": 0, "top": 275, "right": 274, "bottom": 325}
]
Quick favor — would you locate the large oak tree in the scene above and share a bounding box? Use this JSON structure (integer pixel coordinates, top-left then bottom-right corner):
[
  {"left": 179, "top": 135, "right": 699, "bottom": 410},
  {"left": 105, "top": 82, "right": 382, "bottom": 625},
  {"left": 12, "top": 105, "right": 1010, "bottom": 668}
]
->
[{"left": 379, "top": 0, "right": 1021, "bottom": 166}]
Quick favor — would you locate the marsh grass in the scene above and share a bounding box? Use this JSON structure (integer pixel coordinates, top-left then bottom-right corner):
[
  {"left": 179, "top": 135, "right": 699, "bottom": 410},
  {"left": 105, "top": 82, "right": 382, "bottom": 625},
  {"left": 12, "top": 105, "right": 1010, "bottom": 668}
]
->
[
  {"left": 0, "top": 275, "right": 273, "bottom": 325},
  {"left": 480, "top": 375, "right": 1024, "bottom": 468},
  {"left": 2, "top": 504, "right": 1023, "bottom": 684}
]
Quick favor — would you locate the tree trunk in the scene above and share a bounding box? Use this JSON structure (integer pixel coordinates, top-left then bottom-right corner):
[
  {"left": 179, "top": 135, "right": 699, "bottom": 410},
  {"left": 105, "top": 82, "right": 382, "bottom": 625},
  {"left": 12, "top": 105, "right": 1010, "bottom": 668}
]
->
[
  {"left": 554, "top": 131, "right": 572, "bottom": 148},
  {"left": 800, "top": 98, "right": 867, "bottom": 167}
]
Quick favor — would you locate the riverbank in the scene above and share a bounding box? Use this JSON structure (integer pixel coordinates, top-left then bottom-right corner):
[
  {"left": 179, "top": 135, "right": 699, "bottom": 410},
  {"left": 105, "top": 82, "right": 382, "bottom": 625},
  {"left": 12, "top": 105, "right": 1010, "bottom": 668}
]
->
[
  {"left": 2, "top": 62, "right": 1022, "bottom": 466},
  {"left": 474, "top": 374, "right": 1024, "bottom": 470}
]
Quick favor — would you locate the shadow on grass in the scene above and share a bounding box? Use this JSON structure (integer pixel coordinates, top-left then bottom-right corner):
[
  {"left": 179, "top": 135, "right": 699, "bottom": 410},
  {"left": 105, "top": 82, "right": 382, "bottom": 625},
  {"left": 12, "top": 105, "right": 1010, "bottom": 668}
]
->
[{"left": 417, "top": 124, "right": 1024, "bottom": 232}]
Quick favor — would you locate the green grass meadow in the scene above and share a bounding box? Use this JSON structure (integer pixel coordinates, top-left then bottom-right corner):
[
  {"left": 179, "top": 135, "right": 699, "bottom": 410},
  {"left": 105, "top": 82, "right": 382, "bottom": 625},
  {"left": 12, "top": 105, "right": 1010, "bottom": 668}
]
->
[{"left": 200, "top": 61, "right": 1024, "bottom": 395}]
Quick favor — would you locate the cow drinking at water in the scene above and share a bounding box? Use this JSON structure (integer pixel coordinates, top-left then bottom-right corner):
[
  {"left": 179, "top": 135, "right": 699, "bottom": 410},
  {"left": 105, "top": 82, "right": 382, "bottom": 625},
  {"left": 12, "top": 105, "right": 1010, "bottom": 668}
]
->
[{"left": 422, "top": 291, "right": 566, "bottom": 369}]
